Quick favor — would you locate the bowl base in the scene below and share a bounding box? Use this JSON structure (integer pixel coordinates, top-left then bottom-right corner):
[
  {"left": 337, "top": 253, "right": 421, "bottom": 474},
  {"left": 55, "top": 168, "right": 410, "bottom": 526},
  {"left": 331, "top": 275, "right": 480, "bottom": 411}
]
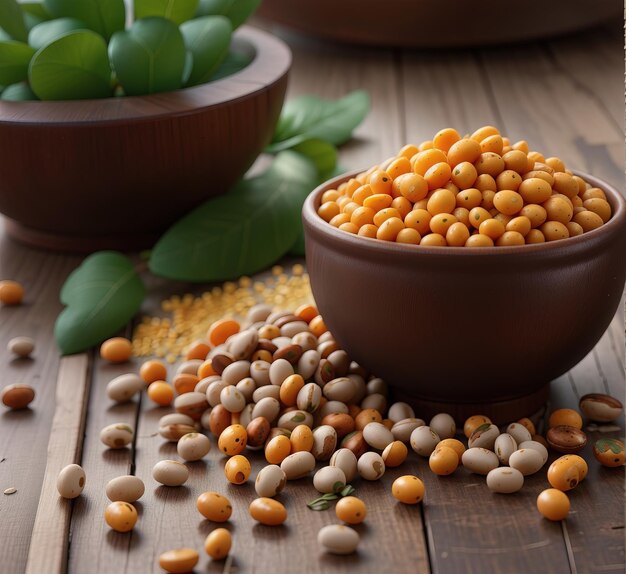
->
[
  {"left": 4, "top": 217, "right": 159, "bottom": 253},
  {"left": 391, "top": 385, "right": 550, "bottom": 427}
]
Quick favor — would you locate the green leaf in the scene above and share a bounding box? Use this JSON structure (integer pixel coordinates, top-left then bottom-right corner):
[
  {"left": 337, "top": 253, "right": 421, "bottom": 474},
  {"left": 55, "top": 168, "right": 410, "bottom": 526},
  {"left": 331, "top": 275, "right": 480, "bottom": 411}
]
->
[
  {"left": 0, "top": 40, "right": 34, "bottom": 84},
  {"left": 20, "top": 2, "right": 51, "bottom": 20},
  {"left": 55, "top": 251, "right": 145, "bottom": 355},
  {"left": 319, "top": 493, "right": 339, "bottom": 501},
  {"left": 149, "top": 151, "right": 318, "bottom": 282},
  {"left": 109, "top": 17, "right": 186, "bottom": 96},
  {"left": 307, "top": 500, "right": 329, "bottom": 511},
  {"left": 290, "top": 138, "right": 337, "bottom": 178},
  {"left": 29, "top": 30, "right": 111, "bottom": 100},
  {"left": 135, "top": 0, "right": 199, "bottom": 25},
  {"left": 269, "top": 90, "right": 370, "bottom": 152},
  {"left": 289, "top": 230, "right": 305, "bottom": 256},
  {"left": 595, "top": 438, "right": 623, "bottom": 454},
  {"left": 1, "top": 80, "right": 36, "bottom": 99},
  {"left": 43, "top": 0, "right": 125, "bottom": 39},
  {"left": 196, "top": 0, "right": 260, "bottom": 29},
  {"left": 332, "top": 481, "right": 346, "bottom": 493},
  {"left": 209, "top": 46, "right": 251, "bottom": 80},
  {"left": 28, "top": 17, "right": 86, "bottom": 49},
  {"left": 0, "top": 0, "right": 27, "bottom": 41},
  {"left": 180, "top": 15, "right": 230, "bottom": 87},
  {"left": 340, "top": 484, "right": 355, "bottom": 497}
]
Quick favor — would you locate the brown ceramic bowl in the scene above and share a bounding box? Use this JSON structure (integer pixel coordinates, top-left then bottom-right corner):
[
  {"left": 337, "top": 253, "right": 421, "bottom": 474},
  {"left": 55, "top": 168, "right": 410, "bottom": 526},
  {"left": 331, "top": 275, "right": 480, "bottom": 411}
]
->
[
  {"left": 258, "top": 0, "right": 622, "bottom": 48},
  {"left": 0, "top": 26, "right": 291, "bottom": 252},
  {"left": 303, "top": 170, "right": 626, "bottom": 423}
]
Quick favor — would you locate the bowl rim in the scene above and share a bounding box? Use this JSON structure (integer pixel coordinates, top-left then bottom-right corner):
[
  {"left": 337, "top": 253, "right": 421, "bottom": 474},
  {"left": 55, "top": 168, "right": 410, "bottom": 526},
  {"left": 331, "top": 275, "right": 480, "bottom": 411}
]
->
[
  {"left": 0, "top": 25, "right": 291, "bottom": 125},
  {"left": 303, "top": 168, "right": 626, "bottom": 257}
]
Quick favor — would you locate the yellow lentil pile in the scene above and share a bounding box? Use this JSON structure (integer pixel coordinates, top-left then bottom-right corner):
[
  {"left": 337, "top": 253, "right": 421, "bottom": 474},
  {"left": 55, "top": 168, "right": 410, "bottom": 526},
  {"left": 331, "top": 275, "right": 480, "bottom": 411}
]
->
[
  {"left": 131, "top": 265, "right": 313, "bottom": 362},
  {"left": 318, "top": 125, "right": 612, "bottom": 246}
]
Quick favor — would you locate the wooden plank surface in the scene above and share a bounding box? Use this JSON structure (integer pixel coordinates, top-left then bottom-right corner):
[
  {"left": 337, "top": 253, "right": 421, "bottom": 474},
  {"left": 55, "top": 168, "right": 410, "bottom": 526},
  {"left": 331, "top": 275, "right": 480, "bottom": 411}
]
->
[
  {"left": 0, "top": 225, "right": 81, "bottom": 573},
  {"left": 25, "top": 354, "right": 90, "bottom": 574},
  {"left": 67, "top": 348, "right": 141, "bottom": 573},
  {"left": 549, "top": 311, "right": 626, "bottom": 574},
  {"left": 478, "top": 28, "right": 623, "bottom": 190},
  {"left": 279, "top": 31, "right": 405, "bottom": 169},
  {"left": 0, "top": 18, "right": 624, "bottom": 574}
]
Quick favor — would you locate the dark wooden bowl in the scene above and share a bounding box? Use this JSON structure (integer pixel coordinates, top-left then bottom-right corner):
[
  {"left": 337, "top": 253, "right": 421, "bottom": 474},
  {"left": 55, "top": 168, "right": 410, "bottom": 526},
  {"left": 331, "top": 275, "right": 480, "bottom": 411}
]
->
[
  {"left": 0, "top": 26, "right": 291, "bottom": 252},
  {"left": 258, "top": 0, "right": 622, "bottom": 48},
  {"left": 303, "top": 170, "right": 626, "bottom": 424}
]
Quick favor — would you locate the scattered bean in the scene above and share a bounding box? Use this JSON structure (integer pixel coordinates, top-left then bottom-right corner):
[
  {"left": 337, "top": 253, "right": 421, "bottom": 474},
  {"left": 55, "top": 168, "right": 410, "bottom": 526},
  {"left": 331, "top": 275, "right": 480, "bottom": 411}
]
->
[
  {"left": 100, "top": 337, "right": 132, "bottom": 364},
  {"left": 104, "top": 501, "right": 137, "bottom": 532},
  {"left": 56, "top": 464, "right": 86, "bottom": 499},
  {"left": 546, "top": 425, "right": 587, "bottom": 454},
  {"left": 537, "top": 489, "right": 570, "bottom": 521},
  {"left": 105, "top": 475, "right": 145, "bottom": 502},
  {"left": 486, "top": 467, "right": 524, "bottom": 494},
  {"left": 462, "top": 448, "right": 499, "bottom": 475},
  {"left": 318, "top": 524, "right": 360, "bottom": 554},
  {"left": 158, "top": 548, "right": 199, "bottom": 573},
  {"left": 204, "top": 528, "right": 232, "bottom": 560},
  {"left": 392, "top": 475, "right": 425, "bottom": 504},
  {"left": 7, "top": 336, "right": 34, "bottom": 358},
  {"left": 249, "top": 497, "right": 287, "bottom": 525},
  {"left": 410, "top": 426, "right": 440, "bottom": 456},
  {"left": 1, "top": 384, "right": 35, "bottom": 409},
  {"left": 357, "top": 451, "right": 385, "bottom": 480},
  {"left": 592, "top": 438, "right": 624, "bottom": 467},
  {"left": 152, "top": 460, "right": 189, "bottom": 486},
  {"left": 255, "top": 465, "right": 287, "bottom": 498},
  {"left": 106, "top": 373, "right": 144, "bottom": 403},
  {"left": 100, "top": 423, "right": 133, "bottom": 449},
  {"left": 176, "top": 432, "right": 211, "bottom": 461},
  {"left": 579, "top": 393, "right": 623, "bottom": 422},
  {"left": 197, "top": 491, "right": 232, "bottom": 522},
  {"left": 313, "top": 466, "right": 346, "bottom": 494}
]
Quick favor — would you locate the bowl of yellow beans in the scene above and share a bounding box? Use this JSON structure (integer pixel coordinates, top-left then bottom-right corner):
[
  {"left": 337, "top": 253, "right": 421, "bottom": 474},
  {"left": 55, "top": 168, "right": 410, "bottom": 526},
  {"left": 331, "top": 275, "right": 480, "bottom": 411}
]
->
[
  {"left": 302, "top": 126, "right": 626, "bottom": 421},
  {"left": 0, "top": 27, "right": 290, "bottom": 252}
]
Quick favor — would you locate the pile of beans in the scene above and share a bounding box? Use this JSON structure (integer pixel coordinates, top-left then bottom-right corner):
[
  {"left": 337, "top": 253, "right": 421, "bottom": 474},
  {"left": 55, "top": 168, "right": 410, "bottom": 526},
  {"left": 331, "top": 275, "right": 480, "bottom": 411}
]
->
[
  {"left": 317, "top": 126, "right": 612, "bottom": 246},
  {"left": 87, "top": 302, "right": 623, "bottom": 570}
]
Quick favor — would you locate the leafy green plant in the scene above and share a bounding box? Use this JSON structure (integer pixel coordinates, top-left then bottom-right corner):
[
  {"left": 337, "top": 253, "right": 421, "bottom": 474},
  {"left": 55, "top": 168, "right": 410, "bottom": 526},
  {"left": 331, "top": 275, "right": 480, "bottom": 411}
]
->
[
  {"left": 0, "top": 0, "right": 260, "bottom": 100},
  {"left": 55, "top": 90, "right": 369, "bottom": 354}
]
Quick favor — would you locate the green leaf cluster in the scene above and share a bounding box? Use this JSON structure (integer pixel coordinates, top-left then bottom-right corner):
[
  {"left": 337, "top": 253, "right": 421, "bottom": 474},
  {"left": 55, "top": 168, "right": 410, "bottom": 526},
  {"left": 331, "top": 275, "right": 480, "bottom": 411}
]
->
[
  {"left": 55, "top": 251, "right": 145, "bottom": 355},
  {"left": 0, "top": 0, "right": 260, "bottom": 100},
  {"left": 307, "top": 484, "right": 356, "bottom": 511}
]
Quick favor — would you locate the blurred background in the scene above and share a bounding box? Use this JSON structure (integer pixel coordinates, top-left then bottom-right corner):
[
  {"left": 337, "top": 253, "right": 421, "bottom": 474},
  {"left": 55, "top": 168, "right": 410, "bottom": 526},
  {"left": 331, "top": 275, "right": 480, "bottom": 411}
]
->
[{"left": 253, "top": 0, "right": 623, "bottom": 190}]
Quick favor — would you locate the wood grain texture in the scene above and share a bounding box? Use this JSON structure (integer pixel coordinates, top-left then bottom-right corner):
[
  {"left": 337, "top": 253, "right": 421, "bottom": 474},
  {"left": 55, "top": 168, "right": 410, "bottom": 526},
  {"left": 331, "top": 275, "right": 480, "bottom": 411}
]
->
[
  {"left": 478, "top": 36, "right": 623, "bottom": 190},
  {"left": 25, "top": 353, "right": 90, "bottom": 574},
  {"left": 549, "top": 310, "right": 625, "bottom": 574},
  {"left": 67, "top": 350, "right": 141, "bottom": 573},
  {"left": 280, "top": 33, "right": 404, "bottom": 170},
  {"left": 0, "top": 222, "right": 80, "bottom": 573}
]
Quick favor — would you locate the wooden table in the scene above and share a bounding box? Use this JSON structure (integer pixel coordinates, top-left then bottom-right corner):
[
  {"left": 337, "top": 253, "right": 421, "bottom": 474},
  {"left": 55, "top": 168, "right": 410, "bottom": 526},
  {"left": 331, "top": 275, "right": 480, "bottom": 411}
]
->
[{"left": 1, "top": 20, "right": 624, "bottom": 574}]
